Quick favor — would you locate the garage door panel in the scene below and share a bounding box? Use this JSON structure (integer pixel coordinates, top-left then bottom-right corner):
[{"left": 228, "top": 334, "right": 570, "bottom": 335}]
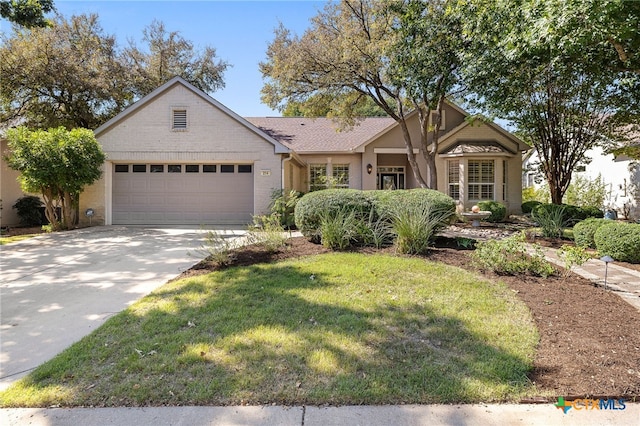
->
[{"left": 113, "top": 164, "right": 253, "bottom": 225}]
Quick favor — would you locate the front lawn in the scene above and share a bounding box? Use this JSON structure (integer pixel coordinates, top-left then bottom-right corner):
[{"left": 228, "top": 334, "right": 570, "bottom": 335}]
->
[{"left": 1, "top": 253, "right": 538, "bottom": 407}]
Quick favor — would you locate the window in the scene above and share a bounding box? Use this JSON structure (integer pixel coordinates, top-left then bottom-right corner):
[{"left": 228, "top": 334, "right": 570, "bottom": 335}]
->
[
  {"left": 332, "top": 164, "right": 349, "bottom": 188},
  {"left": 220, "top": 164, "right": 234, "bottom": 173},
  {"left": 309, "top": 164, "right": 327, "bottom": 191},
  {"left": 186, "top": 164, "right": 199, "bottom": 173},
  {"left": 448, "top": 160, "right": 460, "bottom": 200},
  {"left": 150, "top": 164, "right": 164, "bottom": 173},
  {"left": 172, "top": 109, "right": 187, "bottom": 130},
  {"left": 133, "top": 164, "right": 146, "bottom": 173},
  {"left": 115, "top": 164, "right": 129, "bottom": 173},
  {"left": 468, "top": 160, "right": 494, "bottom": 200},
  {"left": 238, "top": 164, "right": 252, "bottom": 173},
  {"left": 203, "top": 165, "right": 217, "bottom": 173},
  {"left": 168, "top": 165, "right": 181, "bottom": 173}
]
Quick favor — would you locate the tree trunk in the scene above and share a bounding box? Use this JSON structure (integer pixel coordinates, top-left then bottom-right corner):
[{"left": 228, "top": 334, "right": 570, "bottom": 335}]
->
[{"left": 398, "top": 118, "right": 429, "bottom": 188}]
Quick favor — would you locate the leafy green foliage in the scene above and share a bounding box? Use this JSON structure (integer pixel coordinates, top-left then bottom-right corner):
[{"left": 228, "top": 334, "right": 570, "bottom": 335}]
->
[
  {"left": 269, "top": 189, "right": 301, "bottom": 229},
  {"left": 521, "top": 200, "right": 542, "bottom": 214},
  {"left": 4, "top": 127, "right": 105, "bottom": 230},
  {"left": 0, "top": 0, "right": 54, "bottom": 28},
  {"left": 557, "top": 245, "right": 592, "bottom": 277},
  {"left": 477, "top": 201, "right": 506, "bottom": 222},
  {"left": 246, "top": 214, "right": 288, "bottom": 253},
  {"left": 522, "top": 185, "right": 550, "bottom": 203},
  {"left": 12, "top": 195, "right": 44, "bottom": 226},
  {"left": 574, "top": 218, "right": 610, "bottom": 249},
  {"left": 594, "top": 222, "right": 640, "bottom": 263},
  {"left": 318, "top": 207, "right": 360, "bottom": 250},
  {"left": 391, "top": 203, "right": 452, "bottom": 255},
  {"left": 564, "top": 174, "right": 606, "bottom": 208},
  {"left": 532, "top": 204, "right": 568, "bottom": 239},
  {"left": 472, "top": 233, "right": 555, "bottom": 277}
]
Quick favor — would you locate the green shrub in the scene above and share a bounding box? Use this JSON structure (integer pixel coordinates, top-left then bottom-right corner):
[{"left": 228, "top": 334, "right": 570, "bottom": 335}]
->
[
  {"left": 471, "top": 232, "right": 555, "bottom": 277},
  {"left": 12, "top": 195, "right": 44, "bottom": 226},
  {"left": 294, "top": 189, "right": 456, "bottom": 245},
  {"left": 318, "top": 207, "right": 360, "bottom": 250},
  {"left": 246, "top": 214, "right": 288, "bottom": 253},
  {"left": 557, "top": 244, "right": 592, "bottom": 277},
  {"left": 521, "top": 200, "right": 542, "bottom": 214},
  {"left": 476, "top": 201, "right": 506, "bottom": 222},
  {"left": 294, "top": 189, "right": 373, "bottom": 242},
  {"left": 391, "top": 203, "right": 452, "bottom": 255},
  {"left": 580, "top": 206, "right": 604, "bottom": 219},
  {"left": 532, "top": 204, "right": 568, "bottom": 239},
  {"left": 573, "top": 218, "right": 609, "bottom": 248},
  {"left": 594, "top": 222, "right": 640, "bottom": 263},
  {"left": 269, "top": 189, "right": 302, "bottom": 229},
  {"left": 533, "top": 203, "right": 586, "bottom": 226}
]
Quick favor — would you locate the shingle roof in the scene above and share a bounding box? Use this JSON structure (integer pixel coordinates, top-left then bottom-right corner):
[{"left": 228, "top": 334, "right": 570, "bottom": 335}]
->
[
  {"left": 245, "top": 117, "right": 396, "bottom": 153},
  {"left": 440, "top": 141, "right": 516, "bottom": 155}
]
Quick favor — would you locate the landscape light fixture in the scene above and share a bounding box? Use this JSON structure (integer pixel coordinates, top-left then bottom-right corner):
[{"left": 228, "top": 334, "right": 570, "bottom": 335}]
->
[
  {"left": 367, "top": 164, "right": 373, "bottom": 174},
  {"left": 600, "top": 255, "right": 614, "bottom": 290}
]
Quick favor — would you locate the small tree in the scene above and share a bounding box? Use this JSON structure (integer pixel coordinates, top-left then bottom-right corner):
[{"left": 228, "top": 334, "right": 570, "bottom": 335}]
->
[{"left": 5, "top": 127, "right": 105, "bottom": 230}]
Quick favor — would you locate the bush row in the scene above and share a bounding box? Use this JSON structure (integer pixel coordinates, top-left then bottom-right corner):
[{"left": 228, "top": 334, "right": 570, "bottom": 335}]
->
[
  {"left": 294, "top": 189, "right": 456, "bottom": 252},
  {"left": 524, "top": 202, "right": 603, "bottom": 221},
  {"left": 574, "top": 219, "right": 640, "bottom": 263}
]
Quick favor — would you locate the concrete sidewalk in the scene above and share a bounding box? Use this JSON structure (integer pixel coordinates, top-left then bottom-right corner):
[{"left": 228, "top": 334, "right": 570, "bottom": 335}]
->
[
  {"left": 541, "top": 247, "right": 640, "bottom": 311},
  {"left": 1, "top": 403, "right": 638, "bottom": 425}
]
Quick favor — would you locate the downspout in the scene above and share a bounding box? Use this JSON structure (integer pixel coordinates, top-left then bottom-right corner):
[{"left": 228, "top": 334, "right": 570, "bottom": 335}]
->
[{"left": 282, "top": 154, "right": 291, "bottom": 193}]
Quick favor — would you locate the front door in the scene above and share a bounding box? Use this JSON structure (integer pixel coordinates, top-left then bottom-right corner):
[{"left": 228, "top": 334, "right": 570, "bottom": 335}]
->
[
  {"left": 378, "top": 167, "right": 405, "bottom": 190},
  {"left": 381, "top": 174, "right": 398, "bottom": 190}
]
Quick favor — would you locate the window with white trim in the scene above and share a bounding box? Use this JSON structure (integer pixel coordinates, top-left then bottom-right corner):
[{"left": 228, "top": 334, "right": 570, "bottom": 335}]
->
[
  {"left": 468, "top": 160, "right": 494, "bottom": 200},
  {"left": 172, "top": 109, "right": 187, "bottom": 130},
  {"left": 332, "top": 164, "right": 350, "bottom": 188},
  {"left": 309, "top": 164, "right": 327, "bottom": 191},
  {"left": 448, "top": 160, "right": 460, "bottom": 200}
]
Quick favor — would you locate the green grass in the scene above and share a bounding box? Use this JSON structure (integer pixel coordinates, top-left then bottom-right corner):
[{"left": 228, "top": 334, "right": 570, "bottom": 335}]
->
[
  {"left": 1, "top": 253, "right": 538, "bottom": 407},
  {"left": 0, "top": 234, "right": 38, "bottom": 245}
]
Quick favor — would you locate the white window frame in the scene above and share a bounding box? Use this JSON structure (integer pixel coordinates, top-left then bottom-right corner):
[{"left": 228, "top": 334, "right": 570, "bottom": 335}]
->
[
  {"left": 448, "top": 160, "right": 460, "bottom": 200},
  {"left": 309, "top": 164, "right": 328, "bottom": 191},
  {"left": 468, "top": 160, "right": 494, "bottom": 200},
  {"left": 332, "top": 164, "right": 350, "bottom": 188}
]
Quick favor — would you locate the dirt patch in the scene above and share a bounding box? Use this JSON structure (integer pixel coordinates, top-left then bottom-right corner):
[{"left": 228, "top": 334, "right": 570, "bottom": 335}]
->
[
  {"left": 180, "top": 236, "right": 640, "bottom": 401},
  {"left": 1, "top": 226, "right": 45, "bottom": 236}
]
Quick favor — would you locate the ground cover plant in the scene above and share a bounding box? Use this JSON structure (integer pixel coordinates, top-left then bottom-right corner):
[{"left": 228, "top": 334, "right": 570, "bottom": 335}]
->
[{"left": 1, "top": 252, "right": 538, "bottom": 407}]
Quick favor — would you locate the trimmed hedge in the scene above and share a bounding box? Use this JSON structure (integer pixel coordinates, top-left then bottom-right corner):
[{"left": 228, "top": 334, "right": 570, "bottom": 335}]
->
[
  {"left": 521, "top": 200, "right": 542, "bottom": 214},
  {"left": 477, "top": 201, "right": 506, "bottom": 222},
  {"left": 573, "top": 218, "right": 609, "bottom": 249},
  {"left": 294, "top": 188, "right": 456, "bottom": 243},
  {"left": 580, "top": 206, "right": 604, "bottom": 219},
  {"left": 294, "top": 189, "right": 373, "bottom": 242},
  {"left": 594, "top": 222, "right": 640, "bottom": 263}
]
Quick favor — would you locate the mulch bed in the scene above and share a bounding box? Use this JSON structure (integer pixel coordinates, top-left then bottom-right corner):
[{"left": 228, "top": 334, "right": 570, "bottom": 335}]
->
[{"left": 183, "top": 236, "right": 640, "bottom": 402}]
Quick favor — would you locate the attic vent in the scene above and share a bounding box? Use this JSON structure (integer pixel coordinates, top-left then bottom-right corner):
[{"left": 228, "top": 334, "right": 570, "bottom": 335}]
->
[{"left": 172, "top": 109, "right": 187, "bottom": 130}]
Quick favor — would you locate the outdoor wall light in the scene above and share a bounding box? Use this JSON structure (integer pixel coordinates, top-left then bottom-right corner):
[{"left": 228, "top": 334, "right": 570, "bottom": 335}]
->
[{"left": 367, "top": 163, "right": 373, "bottom": 174}]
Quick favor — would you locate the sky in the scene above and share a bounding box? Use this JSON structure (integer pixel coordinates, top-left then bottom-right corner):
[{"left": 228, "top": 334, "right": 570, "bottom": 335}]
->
[{"left": 0, "top": 0, "right": 329, "bottom": 117}]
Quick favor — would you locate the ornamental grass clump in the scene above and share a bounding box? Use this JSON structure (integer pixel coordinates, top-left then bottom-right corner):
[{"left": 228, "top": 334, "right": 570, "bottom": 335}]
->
[{"left": 391, "top": 203, "right": 452, "bottom": 255}]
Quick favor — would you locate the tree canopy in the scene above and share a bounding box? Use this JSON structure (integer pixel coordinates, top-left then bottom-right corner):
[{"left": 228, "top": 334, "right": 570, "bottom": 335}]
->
[
  {"left": 4, "top": 127, "right": 106, "bottom": 230},
  {"left": 0, "top": 14, "right": 228, "bottom": 130},
  {"left": 0, "top": 0, "right": 54, "bottom": 27},
  {"left": 459, "top": 0, "right": 640, "bottom": 203},
  {"left": 261, "top": 0, "right": 463, "bottom": 189}
]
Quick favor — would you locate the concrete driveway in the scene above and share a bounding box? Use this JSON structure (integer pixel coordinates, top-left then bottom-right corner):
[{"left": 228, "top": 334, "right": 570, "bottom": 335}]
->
[{"left": 0, "top": 226, "right": 245, "bottom": 390}]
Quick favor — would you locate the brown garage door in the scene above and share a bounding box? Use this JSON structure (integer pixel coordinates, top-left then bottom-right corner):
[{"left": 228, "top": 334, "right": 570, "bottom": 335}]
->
[{"left": 112, "top": 163, "right": 253, "bottom": 225}]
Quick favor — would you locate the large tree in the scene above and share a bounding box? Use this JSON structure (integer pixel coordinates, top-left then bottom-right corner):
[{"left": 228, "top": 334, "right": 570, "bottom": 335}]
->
[
  {"left": 4, "top": 127, "right": 106, "bottom": 230},
  {"left": 0, "top": 15, "right": 229, "bottom": 130},
  {"left": 0, "top": 14, "right": 132, "bottom": 129},
  {"left": 0, "top": 0, "right": 54, "bottom": 27},
  {"left": 460, "top": 0, "right": 639, "bottom": 204},
  {"left": 260, "top": 0, "right": 463, "bottom": 189},
  {"left": 122, "top": 20, "right": 229, "bottom": 98}
]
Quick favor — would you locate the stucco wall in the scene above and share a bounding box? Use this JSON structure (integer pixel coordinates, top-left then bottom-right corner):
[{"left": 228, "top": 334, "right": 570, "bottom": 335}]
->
[{"left": 0, "top": 139, "right": 25, "bottom": 227}]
